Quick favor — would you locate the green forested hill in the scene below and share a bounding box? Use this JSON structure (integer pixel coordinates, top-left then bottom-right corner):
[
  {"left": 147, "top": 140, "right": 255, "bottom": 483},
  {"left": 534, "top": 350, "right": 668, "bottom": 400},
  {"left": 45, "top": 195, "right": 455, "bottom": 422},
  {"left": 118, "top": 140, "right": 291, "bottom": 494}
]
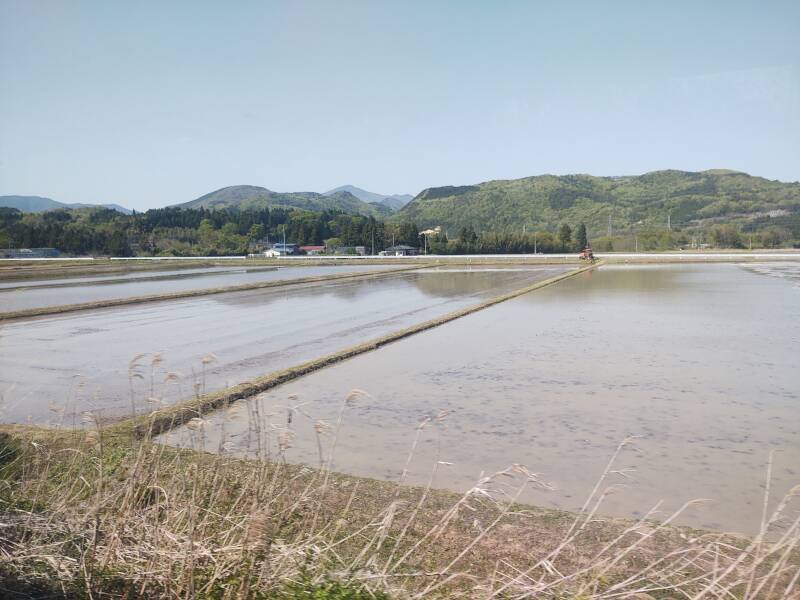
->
[
  {"left": 397, "top": 170, "right": 800, "bottom": 238},
  {"left": 176, "top": 185, "right": 391, "bottom": 219}
]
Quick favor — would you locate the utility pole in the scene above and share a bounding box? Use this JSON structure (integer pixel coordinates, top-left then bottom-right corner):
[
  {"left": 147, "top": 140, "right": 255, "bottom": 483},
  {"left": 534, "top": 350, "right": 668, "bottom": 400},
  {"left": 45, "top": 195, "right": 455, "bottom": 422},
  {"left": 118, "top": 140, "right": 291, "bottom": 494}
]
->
[
  {"left": 667, "top": 212, "right": 671, "bottom": 230},
  {"left": 371, "top": 228, "right": 375, "bottom": 255},
  {"left": 607, "top": 214, "right": 612, "bottom": 237},
  {"left": 534, "top": 232, "right": 537, "bottom": 254}
]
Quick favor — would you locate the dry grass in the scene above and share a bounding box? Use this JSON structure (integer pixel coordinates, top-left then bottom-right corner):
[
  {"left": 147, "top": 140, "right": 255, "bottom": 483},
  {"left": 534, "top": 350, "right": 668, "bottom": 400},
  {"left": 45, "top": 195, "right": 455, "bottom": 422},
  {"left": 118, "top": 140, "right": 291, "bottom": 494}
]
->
[{"left": 1, "top": 393, "right": 798, "bottom": 599}]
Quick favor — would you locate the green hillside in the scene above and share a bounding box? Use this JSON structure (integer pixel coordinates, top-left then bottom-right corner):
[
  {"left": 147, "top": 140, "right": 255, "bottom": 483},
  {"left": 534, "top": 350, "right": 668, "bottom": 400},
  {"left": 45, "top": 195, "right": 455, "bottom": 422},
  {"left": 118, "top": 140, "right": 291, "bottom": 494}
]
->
[
  {"left": 397, "top": 170, "right": 800, "bottom": 239},
  {"left": 0, "top": 195, "right": 131, "bottom": 214},
  {"left": 176, "top": 185, "right": 391, "bottom": 219}
]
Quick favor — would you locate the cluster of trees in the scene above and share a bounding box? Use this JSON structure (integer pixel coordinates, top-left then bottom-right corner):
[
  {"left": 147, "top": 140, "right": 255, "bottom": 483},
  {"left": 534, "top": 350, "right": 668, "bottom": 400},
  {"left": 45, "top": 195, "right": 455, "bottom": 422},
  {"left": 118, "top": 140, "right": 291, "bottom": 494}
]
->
[
  {"left": 407, "top": 222, "right": 590, "bottom": 254},
  {"left": 0, "top": 206, "right": 391, "bottom": 257}
]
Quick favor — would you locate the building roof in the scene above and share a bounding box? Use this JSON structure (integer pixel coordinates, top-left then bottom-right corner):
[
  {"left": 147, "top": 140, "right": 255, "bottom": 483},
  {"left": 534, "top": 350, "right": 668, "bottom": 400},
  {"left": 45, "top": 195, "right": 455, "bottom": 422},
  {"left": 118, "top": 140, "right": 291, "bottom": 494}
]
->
[
  {"left": 299, "top": 245, "right": 325, "bottom": 251},
  {"left": 385, "top": 245, "right": 416, "bottom": 251}
]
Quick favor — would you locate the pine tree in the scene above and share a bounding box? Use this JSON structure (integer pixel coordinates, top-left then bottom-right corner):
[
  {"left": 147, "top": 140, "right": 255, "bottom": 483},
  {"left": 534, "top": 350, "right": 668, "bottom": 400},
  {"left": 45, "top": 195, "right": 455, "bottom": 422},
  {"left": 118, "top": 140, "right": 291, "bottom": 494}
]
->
[
  {"left": 558, "top": 224, "right": 572, "bottom": 251},
  {"left": 576, "top": 223, "right": 588, "bottom": 250}
]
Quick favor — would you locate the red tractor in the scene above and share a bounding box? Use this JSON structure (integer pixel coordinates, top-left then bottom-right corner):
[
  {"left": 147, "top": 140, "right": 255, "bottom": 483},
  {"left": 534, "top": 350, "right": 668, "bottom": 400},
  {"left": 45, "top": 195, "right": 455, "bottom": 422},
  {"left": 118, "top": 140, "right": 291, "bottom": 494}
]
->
[{"left": 578, "top": 245, "right": 595, "bottom": 261}]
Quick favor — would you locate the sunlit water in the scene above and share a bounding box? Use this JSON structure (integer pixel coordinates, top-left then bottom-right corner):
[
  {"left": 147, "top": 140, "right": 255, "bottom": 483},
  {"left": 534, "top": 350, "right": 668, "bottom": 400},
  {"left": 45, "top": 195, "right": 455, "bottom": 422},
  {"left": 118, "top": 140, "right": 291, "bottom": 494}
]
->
[
  {"left": 161, "top": 263, "right": 800, "bottom": 534},
  {"left": 0, "top": 265, "right": 273, "bottom": 289},
  {"left": 0, "top": 264, "right": 411, "bottom": 312},
  {"left": 0, "top": 266, "right": 566, "bottom": 424}
]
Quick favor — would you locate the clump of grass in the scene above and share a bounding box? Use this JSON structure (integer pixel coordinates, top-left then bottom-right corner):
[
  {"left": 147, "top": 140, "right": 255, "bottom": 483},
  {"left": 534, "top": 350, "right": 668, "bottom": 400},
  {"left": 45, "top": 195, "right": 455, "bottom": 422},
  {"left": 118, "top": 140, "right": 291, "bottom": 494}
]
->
[{"left": 0, "top": 391, "right": 798, "bottom": 599}]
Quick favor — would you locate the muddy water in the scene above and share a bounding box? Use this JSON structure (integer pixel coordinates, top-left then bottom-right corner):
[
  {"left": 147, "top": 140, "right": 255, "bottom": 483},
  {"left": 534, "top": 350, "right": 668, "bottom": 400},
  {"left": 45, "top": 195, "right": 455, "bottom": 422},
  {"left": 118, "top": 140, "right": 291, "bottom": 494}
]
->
[
  {"left": 0, "top": 266, "right": 566, "bottom": 424},
  {"left": 162, "top": 264, "right": 800, "bottom": 534},
  {"left": 0, "top": 264, "right": 411, "bottom": 312}
]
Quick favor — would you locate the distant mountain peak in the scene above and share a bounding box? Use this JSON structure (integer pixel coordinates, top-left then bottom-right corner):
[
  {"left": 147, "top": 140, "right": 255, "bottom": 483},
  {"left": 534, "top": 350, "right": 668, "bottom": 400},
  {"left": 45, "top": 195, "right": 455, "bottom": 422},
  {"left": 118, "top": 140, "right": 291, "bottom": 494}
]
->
[
  {"left": 323, "top": 185, "right": 413, "bottom": 211},
  {"left": 0, "top": 195, "right": 131, "bottom": 214}
]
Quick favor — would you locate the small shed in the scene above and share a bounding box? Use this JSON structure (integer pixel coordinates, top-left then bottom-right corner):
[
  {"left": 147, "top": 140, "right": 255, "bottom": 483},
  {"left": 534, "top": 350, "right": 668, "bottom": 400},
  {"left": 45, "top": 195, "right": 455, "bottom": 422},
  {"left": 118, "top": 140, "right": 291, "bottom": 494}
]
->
[{"left": 380, "top": 245, "right": 418, "bottom": 256}]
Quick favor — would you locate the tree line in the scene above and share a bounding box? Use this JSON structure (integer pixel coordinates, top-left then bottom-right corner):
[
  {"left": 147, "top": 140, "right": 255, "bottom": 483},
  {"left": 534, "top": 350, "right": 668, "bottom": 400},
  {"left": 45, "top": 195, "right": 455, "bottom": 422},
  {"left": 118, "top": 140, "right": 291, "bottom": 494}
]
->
[
  {"left": 1, "top": 205, "right": 791, "bottom": 257},
  {"left": 0, "top": 206, "right": 423, "bottom": 257}
]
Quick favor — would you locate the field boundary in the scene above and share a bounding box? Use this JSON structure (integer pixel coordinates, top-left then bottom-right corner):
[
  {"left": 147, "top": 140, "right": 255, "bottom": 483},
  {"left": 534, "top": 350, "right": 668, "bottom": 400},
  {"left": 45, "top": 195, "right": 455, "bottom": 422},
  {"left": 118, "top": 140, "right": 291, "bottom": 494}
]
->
[
  {"left": 0, "top": 264, "right": 428, "bottom": 321},
  {"left": 109, "top": 261, "right": 602, "bottom": 440}
]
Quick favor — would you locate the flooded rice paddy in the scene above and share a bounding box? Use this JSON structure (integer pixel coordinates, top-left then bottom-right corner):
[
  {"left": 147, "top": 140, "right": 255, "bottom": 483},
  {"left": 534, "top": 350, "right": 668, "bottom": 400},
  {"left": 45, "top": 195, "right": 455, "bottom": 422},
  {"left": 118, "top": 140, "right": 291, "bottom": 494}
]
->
[
  {"left": 161, "top": 263, "right": 800, "bottom": 534},
  {"left": 0, "top": 265, "right": 279, "bottom": 289},
  {"left": 0, "top": 263, "right": 410, "bottom": 312},
  {"left": 0, "top": 265, "right": 566, "bottom": 424}
]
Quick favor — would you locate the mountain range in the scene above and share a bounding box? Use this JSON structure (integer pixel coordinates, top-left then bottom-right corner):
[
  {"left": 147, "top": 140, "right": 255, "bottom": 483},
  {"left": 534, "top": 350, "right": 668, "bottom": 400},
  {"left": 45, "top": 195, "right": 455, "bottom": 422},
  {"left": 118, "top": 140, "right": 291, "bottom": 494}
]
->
[
  {"left": 173, "top": 185, "right": 394, "bottom": 218},
  {"left": 0, "top": 195, "right": 131, "bottom": 214},
  {"left": 3, "top": 171, "right": 799, "bottom": 240},
  {"left": 398, "top": 170, "right": 800, "bottom": 236}
]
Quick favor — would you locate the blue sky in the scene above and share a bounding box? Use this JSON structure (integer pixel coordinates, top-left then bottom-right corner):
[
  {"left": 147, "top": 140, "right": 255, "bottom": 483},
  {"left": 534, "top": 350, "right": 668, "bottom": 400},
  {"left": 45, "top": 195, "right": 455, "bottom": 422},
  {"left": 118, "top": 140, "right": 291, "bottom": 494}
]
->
[{"left": 1, "top": 0, "right": 798, "bottom": 210}]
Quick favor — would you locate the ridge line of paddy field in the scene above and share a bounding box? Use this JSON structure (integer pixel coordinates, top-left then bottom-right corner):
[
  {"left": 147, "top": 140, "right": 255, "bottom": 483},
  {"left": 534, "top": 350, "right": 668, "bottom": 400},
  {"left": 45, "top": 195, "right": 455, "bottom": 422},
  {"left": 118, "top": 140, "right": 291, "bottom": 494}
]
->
[
  {"left": 104, "top": 261, "right": 602, "bottom": 441},
  {"left": 0, "top": 264, "right": 432, "bottom": 321}
]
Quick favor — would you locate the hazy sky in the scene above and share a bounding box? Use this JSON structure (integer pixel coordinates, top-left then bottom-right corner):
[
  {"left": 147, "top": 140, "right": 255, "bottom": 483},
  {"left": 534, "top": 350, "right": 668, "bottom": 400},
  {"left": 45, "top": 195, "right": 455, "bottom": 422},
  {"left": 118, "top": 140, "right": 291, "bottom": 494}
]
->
[{"left": 1, "top": 1, "right": 798, "bottom": 210}]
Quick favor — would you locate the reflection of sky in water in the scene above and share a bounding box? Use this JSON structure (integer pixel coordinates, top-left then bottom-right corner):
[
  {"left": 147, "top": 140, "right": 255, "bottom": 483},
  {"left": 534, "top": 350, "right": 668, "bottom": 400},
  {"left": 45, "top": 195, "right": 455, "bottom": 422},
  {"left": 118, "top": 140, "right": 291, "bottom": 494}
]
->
[
  {"left": 0, "top": 264, "right": 410, "bottom": 312},
  {"left": 0, "top": 265, "right": 275, "bottom": 289},
  {"left": 163, "top": 263, "right": 800, "bottom": 535}
]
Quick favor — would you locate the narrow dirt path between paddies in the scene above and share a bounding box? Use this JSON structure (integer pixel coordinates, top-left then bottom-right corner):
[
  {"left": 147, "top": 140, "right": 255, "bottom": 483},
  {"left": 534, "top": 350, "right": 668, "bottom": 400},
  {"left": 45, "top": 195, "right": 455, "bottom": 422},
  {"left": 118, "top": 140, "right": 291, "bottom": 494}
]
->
[
  {"left": 107, "top": 262, "right": 601, "bottom": 441},
  {"left": 0, "top": 263, "right": 429, "bottom": 321}
]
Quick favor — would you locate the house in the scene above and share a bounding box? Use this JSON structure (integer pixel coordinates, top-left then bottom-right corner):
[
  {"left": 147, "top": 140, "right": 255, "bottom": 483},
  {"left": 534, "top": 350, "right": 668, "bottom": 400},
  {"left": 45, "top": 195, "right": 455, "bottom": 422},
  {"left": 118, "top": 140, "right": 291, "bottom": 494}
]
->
[
  {"left": 379, "top": 245, "right": 418, "bottom": 256},
  {"left": 248, "top": 238, "right": 271, "bottom": 253},
  {"left": 263, "top": 243, "right": 297, "bottom": 257},
  {"left": 299, "top": 245, "right": 326, "bottom": 255},
  {"left": 331, "top": 245, "right": 368, "bottom": 256}
]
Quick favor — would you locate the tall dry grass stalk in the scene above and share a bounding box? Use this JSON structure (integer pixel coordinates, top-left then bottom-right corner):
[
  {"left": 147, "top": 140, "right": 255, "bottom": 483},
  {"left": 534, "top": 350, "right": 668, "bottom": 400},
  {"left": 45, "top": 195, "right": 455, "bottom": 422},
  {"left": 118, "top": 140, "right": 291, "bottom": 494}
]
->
[{"left": 0, "top": 387, "right": 798, "bottom": 599}]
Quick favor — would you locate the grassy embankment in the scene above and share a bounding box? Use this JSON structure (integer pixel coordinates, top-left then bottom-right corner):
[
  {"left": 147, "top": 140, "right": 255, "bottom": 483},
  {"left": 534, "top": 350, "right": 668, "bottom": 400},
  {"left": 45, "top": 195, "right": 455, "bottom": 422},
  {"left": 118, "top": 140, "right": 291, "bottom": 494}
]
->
[
  {"left": 2, "top": 412, "right": 797, "bottom": 598},
  {"left": 1, "top": 261, "right": 798, "bottom": 597}
]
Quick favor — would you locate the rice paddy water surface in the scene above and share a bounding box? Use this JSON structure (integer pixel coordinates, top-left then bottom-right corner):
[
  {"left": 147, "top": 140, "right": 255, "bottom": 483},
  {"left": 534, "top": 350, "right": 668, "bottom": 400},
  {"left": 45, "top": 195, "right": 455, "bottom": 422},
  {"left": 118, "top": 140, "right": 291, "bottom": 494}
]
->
[
  {"left": 161, "top": 263, "right": 800, "bottom": 534},
  {"left": 0, "top": 266, "right": 567, "bottom": 423},
  {"left": 0, "top": 263, "right": 411, "bottom": 312}
]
